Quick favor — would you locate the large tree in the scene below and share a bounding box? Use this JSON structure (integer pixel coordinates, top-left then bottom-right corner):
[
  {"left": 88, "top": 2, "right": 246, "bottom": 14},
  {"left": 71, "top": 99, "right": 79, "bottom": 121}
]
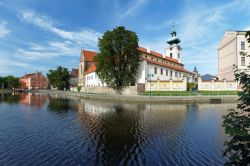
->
[
  {"left": 223, "top": 31, "right": 250, "bottom": 165},
  {"left": 0, "top": 76, "right": 19, "bottom": 89},
  {"left": 47, "top": 66, "right": 70, "bottom": 90},
  {"left": 95, "top": 26, "right": 140, "bottom": 91}
]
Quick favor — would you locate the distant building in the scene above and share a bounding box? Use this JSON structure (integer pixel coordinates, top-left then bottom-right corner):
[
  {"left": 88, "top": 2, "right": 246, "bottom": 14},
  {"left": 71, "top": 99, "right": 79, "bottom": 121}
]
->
[
  {"left": 201, "top": 74, "right": 218, "bottom": 81},
  {"left": 218, "top": 31, "right": 250, "bottom": 80},
  {"left": 69, "top": 68, "right": 79, "bottom": 87},
  {"left": 19, "top": 72, "right": 48, "bottom": 90},
  {"left": 78, "top": 30, "right": 195, "bottom": 87}
]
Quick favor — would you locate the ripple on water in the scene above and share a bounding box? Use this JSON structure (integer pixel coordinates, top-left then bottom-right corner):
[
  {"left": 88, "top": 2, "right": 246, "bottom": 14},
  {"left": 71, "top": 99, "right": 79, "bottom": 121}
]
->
[{"left": 0, "top": 95, "right": 229, "bottom": 165}]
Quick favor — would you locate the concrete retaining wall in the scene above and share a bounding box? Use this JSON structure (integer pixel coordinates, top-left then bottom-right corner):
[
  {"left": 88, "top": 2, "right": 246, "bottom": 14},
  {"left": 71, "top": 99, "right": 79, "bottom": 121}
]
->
[{"left": 70, "top": 86, "right": 138, "bottom": 95}]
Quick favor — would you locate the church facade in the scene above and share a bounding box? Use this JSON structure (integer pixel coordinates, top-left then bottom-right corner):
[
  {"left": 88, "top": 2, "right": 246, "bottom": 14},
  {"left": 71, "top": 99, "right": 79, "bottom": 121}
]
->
[{"left": 78, "top": 31, "right": 194, "bottom": 88}]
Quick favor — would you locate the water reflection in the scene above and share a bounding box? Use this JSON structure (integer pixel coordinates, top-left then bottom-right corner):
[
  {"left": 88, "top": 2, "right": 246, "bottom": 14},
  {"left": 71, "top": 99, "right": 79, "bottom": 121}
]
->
[
  {"left": 0, "top": 93, "right": 20, "bottom": 104},
  {"left": 77, "top": 100, "right": 148, "bottom": 165},
  {"left": 20, "top": 93, "right": 48, "bottom": 107},
  {"left": 0, "top": 93, "right": 237, "bottom": 165}
]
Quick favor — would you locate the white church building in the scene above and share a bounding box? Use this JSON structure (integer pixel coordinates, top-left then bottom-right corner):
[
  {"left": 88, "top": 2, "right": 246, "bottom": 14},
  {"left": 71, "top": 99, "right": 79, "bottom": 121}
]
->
[{"left": 78, "top": 30, "right": 194, "bottom": 88}]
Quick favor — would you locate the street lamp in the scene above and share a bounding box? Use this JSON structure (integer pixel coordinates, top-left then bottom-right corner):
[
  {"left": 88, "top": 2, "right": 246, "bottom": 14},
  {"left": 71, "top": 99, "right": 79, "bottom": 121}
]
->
[{"left": 147, "top": 74, "right": 154, "bottom": 98}]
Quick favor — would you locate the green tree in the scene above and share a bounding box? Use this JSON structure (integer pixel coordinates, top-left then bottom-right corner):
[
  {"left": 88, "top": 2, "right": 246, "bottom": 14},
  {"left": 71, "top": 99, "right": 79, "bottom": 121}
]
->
[
  {"left": 47, "top": 66, "right": 70, "bottom": 90},
  {"left": 2, "top": 76, "right": 19, "bottom": 89},
  {"left": 95, "top": 26, "right": 140, "bottom": 91},
  {"left": 222, "top": 31, "right": 250, "bottom": 165}
]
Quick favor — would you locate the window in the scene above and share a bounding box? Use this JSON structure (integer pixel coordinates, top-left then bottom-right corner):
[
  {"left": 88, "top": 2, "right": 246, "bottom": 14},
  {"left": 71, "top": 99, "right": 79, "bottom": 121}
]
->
[
  {"left": 170, "top": 71, "right": 172, "bottom": 77},
  {"left": 151, "top": 57, "right": 153, "bottom": 60},
  {"left": 175, "top": 72, "right": 177, "bottom": 77},
  {"left": 178, "top": 53, "right": 180, "bottom": 59},
  {"left": 170, "top": 53, "right": 173, "bottom": 58},
  {"left": 157, "top": 59, "right": 158, "bottom": 62},
  {"left": 166, "top": 70, "right": 168, "bottom": 76},
  {"left": 241, "top": 57, "right": 245, "bottom": 66},
  {"left": 241, "top": 41, "right": 245, "bottom": 50},
  {"left": 160, "top": 68, "right": 163, "bottom": 75},
  {"left": 154, "top": 67, "right": 157, "bottom": 74},
  {"left": 145, "top": 55, "right": 147, "bottom": 58},
  {"left": 179, "top": 73, "right": 181, "bottom": 78}
]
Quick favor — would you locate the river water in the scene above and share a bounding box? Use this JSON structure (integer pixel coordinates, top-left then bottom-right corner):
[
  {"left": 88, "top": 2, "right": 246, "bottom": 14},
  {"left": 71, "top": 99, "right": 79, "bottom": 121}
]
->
[{"left": 0, "top": 93, "right": 235, "bottom": 165}]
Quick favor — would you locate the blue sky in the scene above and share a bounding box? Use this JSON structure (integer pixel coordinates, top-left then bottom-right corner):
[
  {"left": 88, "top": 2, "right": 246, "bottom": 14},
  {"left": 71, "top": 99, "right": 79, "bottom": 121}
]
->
[{"left": 0, "top": 0, "right": 250, "bottom": 77}]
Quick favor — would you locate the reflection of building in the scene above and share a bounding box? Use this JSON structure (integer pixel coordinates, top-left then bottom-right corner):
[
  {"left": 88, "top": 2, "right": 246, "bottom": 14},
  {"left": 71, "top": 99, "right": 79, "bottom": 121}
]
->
[
  {"left": 218, "top": 31, "right": 250, "bottom": 80},
  {"left": 78, "top": 30, "right": 194, "bottom": 87},
  {"left": 69, "top": 68, "right": 79, "bottom": 87},
  {"left": 19, "top": 72, "right": 48, "bottom": 90},
  {"left": 20, "top": 93, "right": 48, "bottom": 107}
]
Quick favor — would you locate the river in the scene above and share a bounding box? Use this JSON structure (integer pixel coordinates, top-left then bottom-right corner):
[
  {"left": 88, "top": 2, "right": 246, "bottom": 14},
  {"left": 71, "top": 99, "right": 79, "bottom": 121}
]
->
[{"left": 0, "top": 93, "right": 236, "bottom": 165}]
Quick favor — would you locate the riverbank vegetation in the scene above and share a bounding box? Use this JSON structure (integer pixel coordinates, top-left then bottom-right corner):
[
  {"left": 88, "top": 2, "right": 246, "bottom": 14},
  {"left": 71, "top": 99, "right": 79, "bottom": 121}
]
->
[
  {"left": 47, "top": 66, "right": 70, "bottom": 90},
  {"left": 0, "top": 75, "right": 19, "bottom": 90}
]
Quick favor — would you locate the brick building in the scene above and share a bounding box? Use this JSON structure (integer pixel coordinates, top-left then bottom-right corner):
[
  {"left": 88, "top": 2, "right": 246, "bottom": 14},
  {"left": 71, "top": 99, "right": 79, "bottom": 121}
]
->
[
  {"left": 69, "top": 68, "right": 79, "bottom": 87},
  {"left": 19, "top": 72, "right": 48, "bottom": 90}
]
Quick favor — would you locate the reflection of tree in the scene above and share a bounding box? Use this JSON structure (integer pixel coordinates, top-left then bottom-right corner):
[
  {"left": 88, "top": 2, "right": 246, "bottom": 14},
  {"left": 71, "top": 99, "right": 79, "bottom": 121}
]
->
[
  {"left": 77, "top": 101, "right": 148, "bottom": 165},
  {"left": 47, "top": 98, "right": 71, "bottom": 113},
  {"left": 0, "top": 93, "right": 20, "bottom": 104}
]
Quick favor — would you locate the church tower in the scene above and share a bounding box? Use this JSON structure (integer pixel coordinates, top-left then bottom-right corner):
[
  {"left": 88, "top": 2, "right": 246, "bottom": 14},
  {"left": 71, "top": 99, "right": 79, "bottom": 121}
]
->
[{"left": 166, "top": 27, "right": 182, "bottom": 63}]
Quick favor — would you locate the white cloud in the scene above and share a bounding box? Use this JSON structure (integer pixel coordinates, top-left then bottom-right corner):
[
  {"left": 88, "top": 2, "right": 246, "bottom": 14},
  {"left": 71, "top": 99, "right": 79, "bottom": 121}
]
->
[
  {"left": 118, "top": 0, "right": 149, "bottom": 19},
  {"left": 16, "top": 40, "right": 80, "bottom": 60},
  {"left": 19, "top": 10, "right": 101, "bottom": 49},
  {"left": 0, "top": 20, "right": 10, "bottom": 38},
  {"left": 0, "top": 51, "right": 47, "bottom": 76}
]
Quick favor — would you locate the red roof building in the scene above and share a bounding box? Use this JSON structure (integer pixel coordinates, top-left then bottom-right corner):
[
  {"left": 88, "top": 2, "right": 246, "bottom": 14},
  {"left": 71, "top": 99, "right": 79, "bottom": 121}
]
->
[{"left": 19, "top": 72, "right": 48, "bottom": 90}]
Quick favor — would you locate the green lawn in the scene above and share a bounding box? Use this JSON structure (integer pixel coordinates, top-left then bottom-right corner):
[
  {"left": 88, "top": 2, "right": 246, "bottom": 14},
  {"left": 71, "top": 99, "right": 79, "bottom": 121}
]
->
[{"left": 141, "top": 90, "right": 238, "bottom": 96}]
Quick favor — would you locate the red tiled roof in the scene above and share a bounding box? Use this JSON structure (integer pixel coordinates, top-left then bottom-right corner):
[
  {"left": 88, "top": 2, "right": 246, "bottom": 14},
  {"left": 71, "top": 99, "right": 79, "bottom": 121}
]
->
[
  {"left": 81, "top": 50, "right": 97, "bottom": 62},
  {"left": 81, "top": 47, "right": 190, "bottom": 75},
  {"left": 84, "top": 64, "right": 96, "bottom": 75},
  {"left": 143, "top": 58, "right": 193, "bottom": 74},
  {"left": 70, "top": 69, "right": 79, "bottom": 77},
  {"left": 138, "top": 47, "right": 181, "bottom": 64},
  {"left": 20, "top": 72, "right": 43, "bottom": 79}
]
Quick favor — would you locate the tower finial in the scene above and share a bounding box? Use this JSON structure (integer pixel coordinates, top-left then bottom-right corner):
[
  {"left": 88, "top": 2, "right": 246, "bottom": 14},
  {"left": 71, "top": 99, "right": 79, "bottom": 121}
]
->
[{"left": 172, "top": 22, "right": 175, "bottom": 31}]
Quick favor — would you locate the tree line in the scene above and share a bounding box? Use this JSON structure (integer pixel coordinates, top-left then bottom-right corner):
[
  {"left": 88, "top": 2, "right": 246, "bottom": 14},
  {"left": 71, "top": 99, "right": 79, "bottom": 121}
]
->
[{"left": 0, "top": 76, "right": 19, "bottom": 89}]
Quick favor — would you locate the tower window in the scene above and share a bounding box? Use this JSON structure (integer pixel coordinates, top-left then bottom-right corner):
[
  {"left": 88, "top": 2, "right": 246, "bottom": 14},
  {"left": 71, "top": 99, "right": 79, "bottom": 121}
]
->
[
  {"left": 241, "top": 57, "right": 245, "bottom": 66},
  {"left": 154, "top": 67, "right": 157, "bottom": 74},
  {"left": 241, "top": 41, "right": 245, "bottom": 50},
  {"left": 170, "top": 53, "right": 173, "bottom": 58}
]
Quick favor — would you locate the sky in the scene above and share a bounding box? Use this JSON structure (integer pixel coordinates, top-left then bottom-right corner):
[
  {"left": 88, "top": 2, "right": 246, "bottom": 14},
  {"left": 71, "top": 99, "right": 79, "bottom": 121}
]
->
[{"left": 0, "top": 0, "right": 250, "bottom": 77}]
